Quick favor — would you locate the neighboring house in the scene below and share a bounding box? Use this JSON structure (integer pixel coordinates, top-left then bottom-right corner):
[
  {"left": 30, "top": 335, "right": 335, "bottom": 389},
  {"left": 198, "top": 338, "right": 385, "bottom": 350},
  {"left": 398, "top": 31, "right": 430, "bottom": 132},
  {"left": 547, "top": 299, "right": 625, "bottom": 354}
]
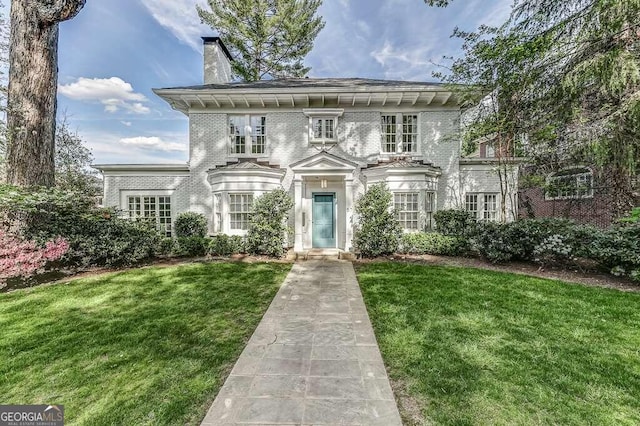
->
[
  {"left": 95, "top": 37, "right": 518, "bottom": 253},
  {"left": 518, "top": 164, "right": 639, "bottom": 227}
]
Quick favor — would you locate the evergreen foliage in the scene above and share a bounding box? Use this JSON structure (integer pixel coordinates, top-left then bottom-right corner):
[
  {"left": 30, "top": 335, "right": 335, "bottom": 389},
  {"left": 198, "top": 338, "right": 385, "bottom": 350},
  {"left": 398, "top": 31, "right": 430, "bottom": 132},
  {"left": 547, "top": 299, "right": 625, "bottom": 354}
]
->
[
  {"left": 353, "top": 183, "right": 402, "bottom": 258},
  {"left": 428, "top": 0, "right": 640, "bottom": 218},
  {"left": 174, "top": 212, "right": 208, "bottom": 238},
  {"left": 198, "top": 0, "right": 325, "bottom": 81},
  {"left": 247, "top": 189, "right": 293, "bottom": 257}
]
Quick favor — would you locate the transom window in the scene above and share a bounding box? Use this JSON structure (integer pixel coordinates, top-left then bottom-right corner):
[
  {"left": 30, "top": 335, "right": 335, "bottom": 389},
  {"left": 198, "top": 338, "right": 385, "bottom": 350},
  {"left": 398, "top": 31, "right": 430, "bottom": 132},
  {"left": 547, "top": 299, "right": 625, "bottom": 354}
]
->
[
  {"left": 127, "top": 195, "right": 172, "bottom": 236},
  {"left": 381, "top": 113, "right": 419, "bottom": 153},
  {"left": 229, "top": 193, "right": 253, "bottom": 230},
  {"left": 229, "top": 115, "right": 267, "bottom": 155},
  {"left": 394, "top": 193, "right": 419, "bottom": 230},
  {"left": 465, "top": 193, "right": 498, "bottom": 222},
  {"left": 546, "top": 168, "right": 594, "bottom": 200}
]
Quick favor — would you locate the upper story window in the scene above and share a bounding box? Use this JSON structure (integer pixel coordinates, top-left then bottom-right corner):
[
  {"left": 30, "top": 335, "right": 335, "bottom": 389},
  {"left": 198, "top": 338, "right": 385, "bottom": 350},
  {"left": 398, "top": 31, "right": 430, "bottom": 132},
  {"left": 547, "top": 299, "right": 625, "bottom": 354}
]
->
[
  {"left": 229, "top": 115, "right": 267, "bottom": 156},
  {"left": 312, "top": 118, "right": 335, "bottom": 141},
  {"left": 303, "top": 108, "right": 343, "bottom": 145},
  {"left": 381, "top": 113, "right": 419, "bottom": 154},
  {"left": 546, "top": 168, "right": 594, "bottom": 200}
]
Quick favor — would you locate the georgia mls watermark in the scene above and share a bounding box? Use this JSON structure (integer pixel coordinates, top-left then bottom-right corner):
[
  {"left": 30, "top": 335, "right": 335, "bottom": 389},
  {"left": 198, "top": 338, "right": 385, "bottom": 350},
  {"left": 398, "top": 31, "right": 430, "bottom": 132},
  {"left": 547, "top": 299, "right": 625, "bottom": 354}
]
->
[{"left": 0, "top": 405, "right": 64, "bottom": 426}]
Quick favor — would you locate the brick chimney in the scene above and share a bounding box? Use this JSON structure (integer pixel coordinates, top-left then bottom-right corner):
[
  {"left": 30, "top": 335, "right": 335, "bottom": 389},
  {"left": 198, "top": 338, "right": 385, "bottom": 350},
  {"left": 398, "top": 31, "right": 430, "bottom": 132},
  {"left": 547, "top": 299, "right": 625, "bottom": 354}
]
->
[{"left": 202, "top": 37, "right": 233, "bottom": 84}]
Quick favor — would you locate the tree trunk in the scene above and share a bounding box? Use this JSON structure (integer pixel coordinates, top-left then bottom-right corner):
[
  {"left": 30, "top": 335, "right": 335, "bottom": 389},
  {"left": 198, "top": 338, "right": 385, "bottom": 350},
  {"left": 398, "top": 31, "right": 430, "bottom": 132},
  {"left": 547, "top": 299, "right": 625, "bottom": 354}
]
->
[{"left": 6, "top": 0, "right": 85, "bottom": 187}]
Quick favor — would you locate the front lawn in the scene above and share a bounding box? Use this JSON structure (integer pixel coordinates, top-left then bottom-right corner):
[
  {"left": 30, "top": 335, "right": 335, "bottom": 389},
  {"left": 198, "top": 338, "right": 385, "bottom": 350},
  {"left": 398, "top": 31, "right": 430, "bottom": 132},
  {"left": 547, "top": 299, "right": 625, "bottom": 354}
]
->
[
  {"left": 0, "top": 262, "right": 290, "bottom": 425},
  {"left": 356, "top": 262, "right": 640, "bottom": 425}
]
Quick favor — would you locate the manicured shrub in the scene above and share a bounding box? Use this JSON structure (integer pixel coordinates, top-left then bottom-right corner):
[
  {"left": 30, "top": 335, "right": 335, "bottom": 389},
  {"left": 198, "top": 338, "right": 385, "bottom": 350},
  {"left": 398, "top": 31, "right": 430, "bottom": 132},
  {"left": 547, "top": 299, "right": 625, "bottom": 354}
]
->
[
  {"left": 434, "top": 209, "right": 478, "bottom": 238},
  {"left": 470, "top": 222, "right": 518, "bottom": 263},
  {"left": 208, "top": 234, "right": 246, "bottom": 256},
  {"left": 398, "top": 232, "right": 465, "bottom": 256},
  {"left": 353, "top": 183, "right": 402, "bottom": 258},
  {"left": 62, "top": 216, "right": 161, "bottom": 267},
  {"left": 156, "top": 237, "right": 178, "bottom": 257},
  {"left": 0, "top": 230, "right": 69, "bottom": 281},
  {"left": 247, "top": 189, "right": 293, "bottom": 257},
  {"left": 592, "top": 223, "right": 640, "bottom": 281},
  {"left": 0, "top": 185, "right": 162, "bottom": 268},
  {"left": 174, "top": 212, "right": 208, "bottom": 238},
  {"left": 175, "top": 236, "right": 209, "bottom": 257}
]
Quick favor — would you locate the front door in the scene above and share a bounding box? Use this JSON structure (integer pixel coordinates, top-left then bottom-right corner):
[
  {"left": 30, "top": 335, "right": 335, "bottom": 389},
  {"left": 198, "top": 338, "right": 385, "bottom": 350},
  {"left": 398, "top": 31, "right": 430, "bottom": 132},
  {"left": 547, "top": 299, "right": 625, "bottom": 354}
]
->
[{"left": 312, "top": 193, "right": 336, "bottom": 248}]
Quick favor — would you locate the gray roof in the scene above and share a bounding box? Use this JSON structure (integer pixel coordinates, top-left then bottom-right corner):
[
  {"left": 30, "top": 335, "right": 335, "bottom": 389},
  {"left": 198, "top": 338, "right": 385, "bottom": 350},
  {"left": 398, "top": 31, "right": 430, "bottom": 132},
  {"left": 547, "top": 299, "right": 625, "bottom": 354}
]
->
[
  {"left": 159, "top": 78, "right": 447, "bottom": 91},
  {"left": 367, "top": 160, "right": 441, "bottom": 170},
  {"left": 210, "top": 161, "right": 283, "bottom": 172}
]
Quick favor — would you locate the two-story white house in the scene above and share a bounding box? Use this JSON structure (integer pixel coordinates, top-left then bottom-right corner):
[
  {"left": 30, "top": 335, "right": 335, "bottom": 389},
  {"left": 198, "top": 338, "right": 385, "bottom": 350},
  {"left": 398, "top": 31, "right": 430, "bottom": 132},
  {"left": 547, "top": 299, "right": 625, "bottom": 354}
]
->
[{"left": 95, "top": 37, "right": 517, "bottom": 253}]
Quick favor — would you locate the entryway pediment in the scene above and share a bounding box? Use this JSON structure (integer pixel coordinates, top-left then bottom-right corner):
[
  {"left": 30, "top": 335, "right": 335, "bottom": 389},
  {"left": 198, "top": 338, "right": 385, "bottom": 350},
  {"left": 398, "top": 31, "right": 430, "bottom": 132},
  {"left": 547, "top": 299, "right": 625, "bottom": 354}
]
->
[{"left": 291, "top": 151, "right": 358, "bottom": 173}]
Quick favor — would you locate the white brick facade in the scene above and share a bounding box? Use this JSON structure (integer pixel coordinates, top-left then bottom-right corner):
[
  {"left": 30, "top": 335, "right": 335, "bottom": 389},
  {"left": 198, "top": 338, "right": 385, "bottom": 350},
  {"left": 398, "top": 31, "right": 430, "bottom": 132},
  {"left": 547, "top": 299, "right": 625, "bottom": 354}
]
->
[{"left": 98, "top": 78, "right": 517, "bottom": 251}]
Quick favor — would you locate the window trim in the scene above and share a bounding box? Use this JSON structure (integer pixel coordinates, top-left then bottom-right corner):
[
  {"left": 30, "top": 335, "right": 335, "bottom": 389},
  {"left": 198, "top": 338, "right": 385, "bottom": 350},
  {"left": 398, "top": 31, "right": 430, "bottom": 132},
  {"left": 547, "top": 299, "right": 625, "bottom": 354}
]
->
[
  {"left": 228, "top": 192, "right": 254, "bottom": 232},
  {"left": 545, "top": 168, "right": 594, "bottom": 200},
  {"left": 391, "top": 190, "right": 437, "bottom": 231},
  {"left": 380, "top": 112, "right": 420, "bottom": 154},
  {"left": 126, "top": 194, "right": 173, "bottom": 236},
  {"left": 228, "top": 114, "right": 267, "bottom": 157},
  {"left": 394, "top": 192, "right": 420, "bottom": 230},
  {"left": 465, "top": 192, "right": 499, "bottom": 222},
  {"left": 303, "top": 108, "right": 344, "bottom": 145}
]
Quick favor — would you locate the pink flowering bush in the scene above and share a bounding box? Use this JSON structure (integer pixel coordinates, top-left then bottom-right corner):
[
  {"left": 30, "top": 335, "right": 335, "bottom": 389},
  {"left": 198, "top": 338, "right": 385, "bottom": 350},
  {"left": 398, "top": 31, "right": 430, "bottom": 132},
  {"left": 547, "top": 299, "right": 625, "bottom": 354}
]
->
[{"left": 0, "top": 230, "right": 69, "bottom": 280}]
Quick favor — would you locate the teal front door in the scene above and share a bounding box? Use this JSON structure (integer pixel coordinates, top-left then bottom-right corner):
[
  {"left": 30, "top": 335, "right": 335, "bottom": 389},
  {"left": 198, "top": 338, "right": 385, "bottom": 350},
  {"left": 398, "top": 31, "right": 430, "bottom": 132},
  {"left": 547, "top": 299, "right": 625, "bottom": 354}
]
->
[{"left": 312, "top": 193, "right": 336, "bottom": 248}]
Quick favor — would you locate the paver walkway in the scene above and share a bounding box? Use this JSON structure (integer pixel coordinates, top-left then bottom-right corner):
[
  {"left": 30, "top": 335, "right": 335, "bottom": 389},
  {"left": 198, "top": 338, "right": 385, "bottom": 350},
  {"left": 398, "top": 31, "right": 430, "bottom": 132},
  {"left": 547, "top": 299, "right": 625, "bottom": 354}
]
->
[{"left": 201, "top": 260, "right": 402, "bottom": 425}]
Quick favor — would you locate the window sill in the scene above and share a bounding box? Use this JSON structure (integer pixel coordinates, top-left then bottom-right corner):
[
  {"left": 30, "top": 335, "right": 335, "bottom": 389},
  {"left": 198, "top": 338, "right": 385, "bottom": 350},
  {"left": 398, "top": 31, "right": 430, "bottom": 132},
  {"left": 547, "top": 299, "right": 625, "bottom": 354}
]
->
[{"left": 310, "top": 139, "right": 338, "bottom": 145}]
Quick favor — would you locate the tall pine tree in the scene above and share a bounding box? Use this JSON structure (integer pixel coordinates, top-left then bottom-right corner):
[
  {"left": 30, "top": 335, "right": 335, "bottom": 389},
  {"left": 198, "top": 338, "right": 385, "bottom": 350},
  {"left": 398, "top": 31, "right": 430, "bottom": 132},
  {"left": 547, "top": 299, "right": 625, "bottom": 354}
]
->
[{"left": 198, "top": 0, "right": 325, "bottom": 82}]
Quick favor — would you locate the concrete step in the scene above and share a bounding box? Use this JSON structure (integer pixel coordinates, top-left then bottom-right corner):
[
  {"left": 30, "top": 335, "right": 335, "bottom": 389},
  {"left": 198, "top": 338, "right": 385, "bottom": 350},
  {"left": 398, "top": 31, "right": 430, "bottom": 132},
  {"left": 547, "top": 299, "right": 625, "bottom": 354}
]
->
[{"left": 295, "top": 249, "right": 356, "bottom": 261}]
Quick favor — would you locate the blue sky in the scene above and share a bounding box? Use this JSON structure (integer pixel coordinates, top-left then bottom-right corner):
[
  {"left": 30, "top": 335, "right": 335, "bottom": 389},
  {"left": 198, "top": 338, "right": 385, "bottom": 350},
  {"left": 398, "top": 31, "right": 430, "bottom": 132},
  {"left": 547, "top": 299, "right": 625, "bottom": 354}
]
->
[{"left": 50, "top": 0, "right": 512, "bottom": 165}]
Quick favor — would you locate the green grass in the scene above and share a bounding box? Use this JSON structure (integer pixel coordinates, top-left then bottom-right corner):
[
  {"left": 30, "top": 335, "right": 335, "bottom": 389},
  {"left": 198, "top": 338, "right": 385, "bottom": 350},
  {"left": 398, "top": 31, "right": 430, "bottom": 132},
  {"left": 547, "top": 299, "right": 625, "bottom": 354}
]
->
[
  {"left": 356, "top": 262, "right": 640, "bottom": 426},
  {"left": 0, "top": 262, "right": 290, "bottom": 425}
]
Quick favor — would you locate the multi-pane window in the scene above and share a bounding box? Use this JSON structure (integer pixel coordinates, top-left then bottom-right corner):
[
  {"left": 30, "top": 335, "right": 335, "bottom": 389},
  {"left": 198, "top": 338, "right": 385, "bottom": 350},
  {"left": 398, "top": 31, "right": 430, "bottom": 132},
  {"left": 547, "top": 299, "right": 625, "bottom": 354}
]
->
[
  {"left": 229, "top": 115, "right": 267, "bottom": 155},
  {"left": 381, "top": 113, "right": 418, "bottom": 153},
  {"left": 425, "top": 192, "right": 435, "bottom": 230},
  {"left": 546, "top": 169, "right": 594, "bottom": 199},
  {"left": 213, "top": 193, "right": 222, "bottom": 233},
  {"left": 483, "top": 194, "right": 498, "bottom": 222},
  {"left": 229, "top": 193, "right": 253, "bottom": 230},
  {"left": 394, "top": 193, "right": 419, "bottom": 230},
  {"left": 311, "top": 118, "right": 336, "bottom": 141},
  {"left": 251, "top": 116, "right": 266, "bottom": 154},
  {"left": 229, "top": 115, "right": 246, "bottom": 154},
  {"left": 465, "top": 193, "right": 498, "bottom": 222},
  {"left": 158, "top": 196, "right": 172, "bottom": 236},
  {"left": 128, "top": 196, "right": 141, "bottom": 218},
  {"left": 127, "top": 195, "right": 172, "bottom": 236},
  {"left": 381, "top": 115, "right": 397, "bottom": 153},
  {"left": 402, "top": 115, "right": 418, "bottom": 153},
  {"left": 465, "top": 194, "right": 478, "bottom": 217}
]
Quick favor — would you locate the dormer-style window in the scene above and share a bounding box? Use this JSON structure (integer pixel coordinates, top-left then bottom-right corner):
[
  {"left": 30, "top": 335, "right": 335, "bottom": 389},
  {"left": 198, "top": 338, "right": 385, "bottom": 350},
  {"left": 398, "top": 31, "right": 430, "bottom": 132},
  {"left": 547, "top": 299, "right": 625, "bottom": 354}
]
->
[
  {"left": 303, "top": 108, "right": 343, "bottom": 145},
  {"left": 229, "top": 115, "right": 267, "bottom": 155},
  {"left": 381, "top": 113, "right": 419, "bottom": 154}
]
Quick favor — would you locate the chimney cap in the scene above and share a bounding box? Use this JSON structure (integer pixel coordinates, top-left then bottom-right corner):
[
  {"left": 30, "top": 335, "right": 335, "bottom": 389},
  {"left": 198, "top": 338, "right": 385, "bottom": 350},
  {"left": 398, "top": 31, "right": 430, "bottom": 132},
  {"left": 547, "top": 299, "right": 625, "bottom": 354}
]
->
[{"left": 202, "top": 36, "right": 234, "bottom": 62}]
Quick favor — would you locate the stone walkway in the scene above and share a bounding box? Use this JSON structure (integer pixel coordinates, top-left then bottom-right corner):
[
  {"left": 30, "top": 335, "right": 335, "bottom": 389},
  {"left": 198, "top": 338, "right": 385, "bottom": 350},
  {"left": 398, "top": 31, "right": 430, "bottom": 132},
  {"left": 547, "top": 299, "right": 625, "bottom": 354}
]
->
[{"left": 201, "top": 260, "right": 402, "bottom": 425}]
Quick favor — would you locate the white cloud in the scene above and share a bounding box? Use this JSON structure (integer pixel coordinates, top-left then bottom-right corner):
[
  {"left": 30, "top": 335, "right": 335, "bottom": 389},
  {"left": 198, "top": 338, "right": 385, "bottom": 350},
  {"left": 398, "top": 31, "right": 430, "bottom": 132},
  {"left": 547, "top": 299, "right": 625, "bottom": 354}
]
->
[
  {"left": 59, "top": 77, "right": 150, "bottom": 114},
  {"left": 370, "top": 40, "right": 436, "bottom": 80},
  {"left": 121, "top": 121, "right": 132, "bottom": 127},
  {"left": 120, "top": 136, "right": 187, "bottom": 152},
  {"left": 139, "top": 0, "right": 211, "bottom": 51}
]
